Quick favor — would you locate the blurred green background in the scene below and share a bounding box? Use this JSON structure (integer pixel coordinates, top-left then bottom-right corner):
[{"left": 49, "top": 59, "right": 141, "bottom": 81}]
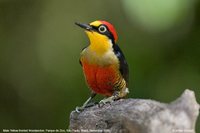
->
[{"left": 0, "top": 0, "right": 199, "bottom": 131}]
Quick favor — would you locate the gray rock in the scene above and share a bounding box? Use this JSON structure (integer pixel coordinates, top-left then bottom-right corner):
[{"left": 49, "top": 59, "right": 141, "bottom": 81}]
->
[{"left": 69, "top": 89, "right": 199, "bottom": 133}]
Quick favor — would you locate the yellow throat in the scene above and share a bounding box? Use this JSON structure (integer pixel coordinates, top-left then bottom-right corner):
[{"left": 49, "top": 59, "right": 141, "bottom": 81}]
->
[
  {"left": 85, "top": 21, "right": 111, "bottom": 55},
  {"left": 86, "top": 31, "right": 111, "bottom": 55}
]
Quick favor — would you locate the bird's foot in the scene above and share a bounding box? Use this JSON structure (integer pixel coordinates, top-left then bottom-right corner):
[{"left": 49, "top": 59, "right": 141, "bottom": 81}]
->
[
  {"left": 98, "top": 91, "right": 120, "bottom": 107},
  {"left": 98, "top": 96, "right": 115, "bottom": 107},
  {"left": 75, "top": 106, "right": 84, "bottom": 113},
  {"left": 75, "top": 102, "right": 97, "bottom": 113}
]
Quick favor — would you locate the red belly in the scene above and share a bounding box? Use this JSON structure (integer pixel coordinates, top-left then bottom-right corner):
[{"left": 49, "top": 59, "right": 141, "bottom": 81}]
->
[{"left": 82, "top": 62, "right": 118, "bottom": 96}]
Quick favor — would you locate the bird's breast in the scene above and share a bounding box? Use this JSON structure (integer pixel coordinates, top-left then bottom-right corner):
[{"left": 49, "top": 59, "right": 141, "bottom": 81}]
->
[
  {"left": 81, "top": 61, "right": 120, "bottom": 96},
  {"left": 80, "top": 47, "right": 121, "bottom": 96},
  {"left": 81, "top": 47, "right": 119, "bottom": 66}
]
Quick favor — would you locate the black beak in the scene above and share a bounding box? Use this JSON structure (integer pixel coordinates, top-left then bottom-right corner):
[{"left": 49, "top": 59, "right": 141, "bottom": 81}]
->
[{"left": 75, "top": 22, "right": 92, "bottom": 31}]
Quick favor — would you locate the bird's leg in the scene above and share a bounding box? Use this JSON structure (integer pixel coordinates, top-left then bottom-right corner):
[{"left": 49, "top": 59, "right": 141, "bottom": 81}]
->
[
  {"left": 98, "top": 91, "right": 120, "bottom": 107},
  {"left": 75, "top": 92, "right": 96, "bottom": 113}
]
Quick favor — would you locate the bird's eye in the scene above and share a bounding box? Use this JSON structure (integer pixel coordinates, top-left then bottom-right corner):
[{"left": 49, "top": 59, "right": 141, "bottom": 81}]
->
[{"left": 98, "top": 25, "right": 107, "bottom": 33}]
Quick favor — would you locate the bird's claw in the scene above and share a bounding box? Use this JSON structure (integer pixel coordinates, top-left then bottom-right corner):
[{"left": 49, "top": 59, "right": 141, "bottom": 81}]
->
[
  {"left": 98, "top": 97, "right": 114, "bottom": 107},
  {"left": 75, "top": 106, "right": 84, "bottom": 113},
  {"left": 75, "top": 102, "right": 98, "bottom": 113}
]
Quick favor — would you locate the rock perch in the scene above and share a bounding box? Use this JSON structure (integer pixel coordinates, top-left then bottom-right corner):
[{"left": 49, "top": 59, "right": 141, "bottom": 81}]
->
[{"left": 69, "top": 89, "right": 199, "bottom": 133}]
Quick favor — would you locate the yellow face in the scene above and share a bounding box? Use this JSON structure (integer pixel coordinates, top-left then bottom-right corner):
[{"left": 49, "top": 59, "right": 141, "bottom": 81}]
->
[{"left": 85, "top": 21, "right": 111, "bottom": 56}]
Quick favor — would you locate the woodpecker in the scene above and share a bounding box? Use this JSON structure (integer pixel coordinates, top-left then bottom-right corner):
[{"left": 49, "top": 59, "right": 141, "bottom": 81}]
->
[{"left": 75, "top": 20, "right": 129, "bottom": 112}]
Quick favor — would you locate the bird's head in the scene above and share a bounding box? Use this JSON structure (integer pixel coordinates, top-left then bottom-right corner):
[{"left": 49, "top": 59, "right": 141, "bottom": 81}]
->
[{"left": 75, "top": 20, "right": 118, "bottom": 55}]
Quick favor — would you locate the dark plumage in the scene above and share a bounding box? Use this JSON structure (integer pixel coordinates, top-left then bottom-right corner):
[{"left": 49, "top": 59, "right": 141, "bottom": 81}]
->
[{"left": 113, "top": 44, "right": 129, "bottom": 86}]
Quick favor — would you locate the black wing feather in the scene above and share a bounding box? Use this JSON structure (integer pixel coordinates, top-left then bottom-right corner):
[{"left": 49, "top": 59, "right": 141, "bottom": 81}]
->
[{"left": 113, "top": 44, "right": 129, "bottom": 85}]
